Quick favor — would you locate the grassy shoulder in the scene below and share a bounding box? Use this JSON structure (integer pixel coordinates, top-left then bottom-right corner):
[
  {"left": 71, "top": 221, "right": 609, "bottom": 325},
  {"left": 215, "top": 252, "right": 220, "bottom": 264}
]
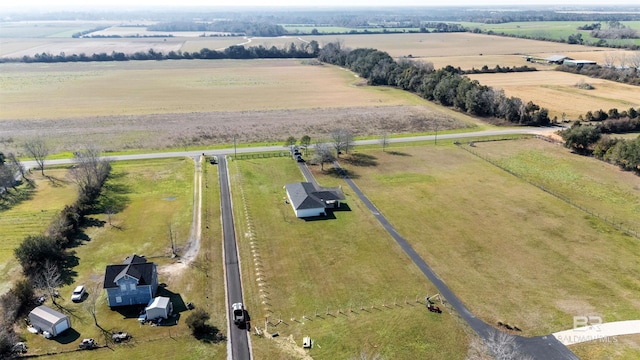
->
[
  {"left": 340, "top": 140, "right": 640, "bottom": 337},
  {"left": 16, "top": 157, "right": 226, "bottom": 359},
  {"left": 228, "top": 157, "right": 470, "bottom": 359}
]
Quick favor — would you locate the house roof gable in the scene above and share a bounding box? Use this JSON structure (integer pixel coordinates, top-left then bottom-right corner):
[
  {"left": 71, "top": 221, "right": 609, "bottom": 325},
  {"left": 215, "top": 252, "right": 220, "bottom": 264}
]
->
[{"left": 104, "top": 260, "right": 155, "bottom": 289}]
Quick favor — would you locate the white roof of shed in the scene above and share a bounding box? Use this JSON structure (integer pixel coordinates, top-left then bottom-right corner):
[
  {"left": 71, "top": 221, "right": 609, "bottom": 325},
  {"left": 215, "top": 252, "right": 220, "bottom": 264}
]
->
[
  {"left": 146, "top": 296, "right": 171, "bottom": 310},
  {"left": 29, "top": 305, "right": 69, "bottom": 323}
]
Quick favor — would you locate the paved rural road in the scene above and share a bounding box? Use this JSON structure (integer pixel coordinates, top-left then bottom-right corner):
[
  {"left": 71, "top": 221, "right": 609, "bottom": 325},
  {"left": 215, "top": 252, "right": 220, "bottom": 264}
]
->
[
  {"left": 21, "top": 127, "right": 561, "bottom": 170},
  {"left": 218, "top": 156, "right": 252, "bottom": 360},
  {"left": 332, "top": 161, "right": 578, "bottom": 360}
]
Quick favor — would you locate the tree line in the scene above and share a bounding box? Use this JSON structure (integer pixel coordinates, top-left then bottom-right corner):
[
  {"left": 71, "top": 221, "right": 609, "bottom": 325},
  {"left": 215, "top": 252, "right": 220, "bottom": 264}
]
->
[
  {"left": 560, "top": 108, "right": 640, "bottom": 174},
  {"left": 148, "top": 21, "right": 287, "bottom": 37},
  {"left": 318, "top": 43, "right": 550, "bottom": 126},
  {"left": 556, "top": 63, "right": 640, "bottom": 87},
  {"left": 0, "top": 145, "right": 112, "bottom": 356},
  {"left": 0, "top": 41, "right": 320, "bottom": 64}
]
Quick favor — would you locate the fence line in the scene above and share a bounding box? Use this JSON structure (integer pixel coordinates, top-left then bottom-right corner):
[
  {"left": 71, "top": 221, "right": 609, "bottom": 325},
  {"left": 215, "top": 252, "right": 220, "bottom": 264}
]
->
[
  {"left": 229, "top": 151, "right": 289, "bottom": 161},
  {"left": 457, "top": 142, "right": 639, "bottom": 240}
]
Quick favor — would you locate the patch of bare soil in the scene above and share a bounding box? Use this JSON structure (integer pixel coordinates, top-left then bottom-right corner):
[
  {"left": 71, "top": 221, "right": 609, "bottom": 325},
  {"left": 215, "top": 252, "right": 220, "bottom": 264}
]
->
[{"left": 0, "top": 106, "right": 469, "bottom": 154}]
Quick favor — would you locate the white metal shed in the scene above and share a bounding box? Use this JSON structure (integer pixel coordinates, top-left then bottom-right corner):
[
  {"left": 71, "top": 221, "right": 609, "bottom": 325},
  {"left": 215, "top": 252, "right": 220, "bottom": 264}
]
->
[
  {"left": 145, "top": 296, "right": 173, "bottom": 320},
  {"left": 28, "top": 305, "right": 71, "bottom": 337}
]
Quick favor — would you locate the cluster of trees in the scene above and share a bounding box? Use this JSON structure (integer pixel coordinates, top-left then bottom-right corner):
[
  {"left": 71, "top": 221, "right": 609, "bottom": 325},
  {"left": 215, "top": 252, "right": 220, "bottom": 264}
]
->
[
  {"left": 589, "top": 21, "right": 639, "bottom": 39},
  {"left": 577, "top": 23, "right": 602, "bottom": 31},
  {"left": 476, "top": 25, "right": 639, "bottom": 50},
  {"left": 561, "top": 123, "right": 640, "bottom": 173},
  {"left": 463, "top": 65, "right": 537, "bottom": 74},
  {"left": 318, "top": 43, "right": 550, "bottom": 126},
  {"left": 71, "top": 26, "right": 110, "bottom": 38},
  {"left": 1, "top": 42, "right": 320, "bottom": 64},
  {"left": 148, "top": 21, "right": 287, "bottom": 37},
  {"left": 560, "top": 106, "right": 640, "bottom": 173},
  {"left": 556, "top": 63, "right": 640, "bottom": 87}
]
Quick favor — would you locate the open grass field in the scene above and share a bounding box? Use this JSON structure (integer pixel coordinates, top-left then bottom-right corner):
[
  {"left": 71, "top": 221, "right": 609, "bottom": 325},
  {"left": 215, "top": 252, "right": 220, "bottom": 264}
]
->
[
  {"left": 228, "top": 157, "right": 471, "bottom": 359},
  {"left": 336, "top": 139, "right": 640, "bottom": 338},
  {"left": 0, "top": 169, "right": 78, "bottom": 295},
  {"left": 459, "top": 21, "right": 640, "bottom": 47},
  {"left": 466, "top": 71, "right": 640, "bottom": 120},
  {"left": 14, "top": 157, "right": 229, "bottom": 359}
]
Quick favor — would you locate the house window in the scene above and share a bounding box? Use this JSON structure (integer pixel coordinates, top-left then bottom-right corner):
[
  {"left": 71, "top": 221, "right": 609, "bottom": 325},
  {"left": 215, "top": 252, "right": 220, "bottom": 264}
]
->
[
  {"left": 120, "top": 284, "right": 127, "bottom": 291},
  {"left": 116, "top": 296, "right": 122, "bottom": 303},
  {"left": 129, "top": 283, "right": 136, "bottom": 291}
]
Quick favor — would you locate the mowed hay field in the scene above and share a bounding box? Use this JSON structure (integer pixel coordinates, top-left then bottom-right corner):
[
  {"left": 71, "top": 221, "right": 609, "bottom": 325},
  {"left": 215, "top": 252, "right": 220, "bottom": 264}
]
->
[
  {"left": 338, "top": 139, "right": 640, "bottom": 338},
  {"left": 228, "top": 158, "right": 470, "bottom": 360},
  {"left": 466, "top": 71, "right": 640, "bottom": 120}
]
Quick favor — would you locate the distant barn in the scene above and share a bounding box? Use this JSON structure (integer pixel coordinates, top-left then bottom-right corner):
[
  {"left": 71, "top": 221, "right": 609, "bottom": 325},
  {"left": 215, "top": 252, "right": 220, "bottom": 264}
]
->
[{"left": 545, "top": 55, "right": 573, "bottom": 64}]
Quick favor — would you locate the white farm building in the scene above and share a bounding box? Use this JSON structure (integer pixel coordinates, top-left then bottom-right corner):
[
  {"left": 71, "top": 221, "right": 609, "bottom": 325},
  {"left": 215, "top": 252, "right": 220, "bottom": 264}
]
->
[{"left": 28, "top": 305, "right": 71, "bottom": 337}]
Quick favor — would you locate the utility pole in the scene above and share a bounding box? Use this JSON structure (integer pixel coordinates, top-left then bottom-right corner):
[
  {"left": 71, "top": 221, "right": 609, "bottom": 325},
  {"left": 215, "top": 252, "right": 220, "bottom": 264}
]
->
[
  {"left": 234, "top": 135, "right": 237, "bottom": 159},
  {"left": 434, "top": 124, "right": 438, "bottom": 145}
]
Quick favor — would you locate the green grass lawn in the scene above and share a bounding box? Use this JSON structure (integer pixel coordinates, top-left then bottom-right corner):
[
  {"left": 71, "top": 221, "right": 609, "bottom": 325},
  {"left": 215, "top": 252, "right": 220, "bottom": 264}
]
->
[
  {"left": 17, "top": 157, "right": 227, "bottom": 359},
  {"left": 338, "top": 139, "right": 640, "bottom": 337},
  {"left": 0, "top": 169, "right": 78, "bottom": 294},
  {"left": 459, "top": 21, "right": 640, "bottom": 47},
  {"left": 228, "top": 157, "right": 470, "bottom": 359}
]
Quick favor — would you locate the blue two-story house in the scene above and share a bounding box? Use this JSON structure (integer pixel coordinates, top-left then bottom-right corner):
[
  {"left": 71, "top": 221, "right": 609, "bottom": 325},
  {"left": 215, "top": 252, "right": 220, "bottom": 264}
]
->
[{"left": 103, "top": 254, "right": 158, "bottom": 307}]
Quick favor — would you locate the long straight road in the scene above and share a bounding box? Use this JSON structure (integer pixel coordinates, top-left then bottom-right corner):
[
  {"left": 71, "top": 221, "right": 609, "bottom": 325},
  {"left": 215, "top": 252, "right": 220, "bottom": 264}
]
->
[{"left": 218, "top": 156, "right": 251, "bottom": 360}]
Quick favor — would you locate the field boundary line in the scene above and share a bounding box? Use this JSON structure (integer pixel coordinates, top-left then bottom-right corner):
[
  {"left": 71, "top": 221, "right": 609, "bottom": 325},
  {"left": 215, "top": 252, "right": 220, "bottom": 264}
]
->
[{"left": 457, "top": 140, "right": 639, "bottom": 240}]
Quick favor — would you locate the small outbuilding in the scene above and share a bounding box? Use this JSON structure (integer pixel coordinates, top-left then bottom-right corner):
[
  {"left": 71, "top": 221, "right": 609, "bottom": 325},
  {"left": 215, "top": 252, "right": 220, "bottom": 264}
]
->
[
  {"left": 28, "top": 305, "right": 71, "bottom": 338},
  {"left": 144, "top": 296, "right": 173, "bottom": 320}
]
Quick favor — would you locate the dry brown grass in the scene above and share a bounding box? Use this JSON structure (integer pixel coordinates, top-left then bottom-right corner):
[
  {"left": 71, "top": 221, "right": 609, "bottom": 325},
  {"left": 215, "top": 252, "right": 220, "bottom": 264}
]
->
[
  {"left": 466, "top": 71, "right": 640, "bottom": 119},
  {"left": 0, "top": 59, "right": 474, "bottom": 154}
]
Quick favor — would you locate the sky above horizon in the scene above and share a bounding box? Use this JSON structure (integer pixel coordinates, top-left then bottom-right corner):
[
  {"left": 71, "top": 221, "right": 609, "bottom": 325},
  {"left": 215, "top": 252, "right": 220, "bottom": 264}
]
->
[{"left": 1, "top": 0, "right": 638, "bottom": 10}]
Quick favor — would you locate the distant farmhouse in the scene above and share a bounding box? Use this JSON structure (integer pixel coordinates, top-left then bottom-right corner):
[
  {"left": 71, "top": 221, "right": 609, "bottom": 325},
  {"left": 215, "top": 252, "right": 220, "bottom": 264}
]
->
[
  {"left": 284, "top": 182, "right": 343, "bottom": 218},
  {"left": 103, "top": 254, "right": 158, "bottom": 307}
]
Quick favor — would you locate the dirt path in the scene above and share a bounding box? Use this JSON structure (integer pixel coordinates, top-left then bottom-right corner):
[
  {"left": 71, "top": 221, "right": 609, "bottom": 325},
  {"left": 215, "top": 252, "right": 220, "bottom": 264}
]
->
[{"left": 159, "top": 155, "right": 203, "bottom": 275}]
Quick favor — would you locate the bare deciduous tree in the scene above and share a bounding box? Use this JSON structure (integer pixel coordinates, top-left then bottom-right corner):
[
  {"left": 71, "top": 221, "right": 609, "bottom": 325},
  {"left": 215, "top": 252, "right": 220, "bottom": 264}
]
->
[
  {"left": 629, "top": 52, "right": 640, "bottom": 69},
  {"left": 331, "top": 128, "right": 354, "bottom": 157},
  {"left": 70, "top": 146, "right": 111, "bottom": 193},
  {"left": 23, "top": 137, "right": 49, "bottom": 176},
  {"left": 313, "top": 142, "right": 335, "bottom": 171},
  {"left": 83, "top": 282, "right": 104, "bottom": 329},
  {"left": 34, "top": 259, "right": 62, "bottom": 305},
  {"left": 484, "top": 330, "right": 533, "bottom": 360}
]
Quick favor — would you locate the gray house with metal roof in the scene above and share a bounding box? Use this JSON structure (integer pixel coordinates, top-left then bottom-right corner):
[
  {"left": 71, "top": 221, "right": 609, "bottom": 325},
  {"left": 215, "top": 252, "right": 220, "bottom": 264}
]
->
[
  {"left": 284, "top": 182, "right": 342, "bottom": 218},
  {"left": 103, "top": 254, "right": 158, "bottom": 307}
]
